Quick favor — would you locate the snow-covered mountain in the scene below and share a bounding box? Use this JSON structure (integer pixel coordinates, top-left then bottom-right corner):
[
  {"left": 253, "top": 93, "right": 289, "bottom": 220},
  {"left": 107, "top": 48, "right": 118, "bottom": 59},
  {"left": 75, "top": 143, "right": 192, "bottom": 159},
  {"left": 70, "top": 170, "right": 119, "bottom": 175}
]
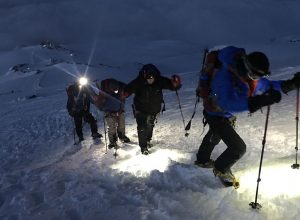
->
[{"left": 1, "top": 1, "right": 300, "bottom": 219}]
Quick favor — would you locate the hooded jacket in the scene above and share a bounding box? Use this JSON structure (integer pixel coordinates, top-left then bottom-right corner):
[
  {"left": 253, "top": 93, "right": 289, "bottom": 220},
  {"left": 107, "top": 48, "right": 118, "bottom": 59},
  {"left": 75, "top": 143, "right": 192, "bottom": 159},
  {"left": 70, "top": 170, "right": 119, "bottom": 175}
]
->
[
  {"left": 67, "top": 84, "right": 94, "bottom": 114},
  {"left": 125, "top": 72, "right": 176, "bottom": 115},
  {"left": 206, "top": 46, "right": 283, "bottom": 118}
]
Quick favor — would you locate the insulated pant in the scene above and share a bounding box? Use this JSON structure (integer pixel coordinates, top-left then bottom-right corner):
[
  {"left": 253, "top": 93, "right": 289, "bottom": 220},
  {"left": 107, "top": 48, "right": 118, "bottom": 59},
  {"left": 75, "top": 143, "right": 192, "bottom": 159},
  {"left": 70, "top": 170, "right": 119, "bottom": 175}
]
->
[
  {"left": 135, "top": 111, "right": 156, "bottom": 149},
  {"left": 196, "top": 113, "right": 246, "bottom": 172},
  {"left": 74, "top": 111, "right": 98, "bottom": 138},
  {"left": 105, "top": 112, "right": 125, "bottom": 144}
]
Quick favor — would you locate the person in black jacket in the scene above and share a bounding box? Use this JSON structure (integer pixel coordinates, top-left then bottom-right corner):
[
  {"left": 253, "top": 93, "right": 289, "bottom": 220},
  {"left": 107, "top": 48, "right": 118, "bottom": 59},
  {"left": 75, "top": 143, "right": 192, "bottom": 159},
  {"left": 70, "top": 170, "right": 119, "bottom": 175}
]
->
[
  {"left": 66, "top": 82, "right": 102, "bottom": 142},
  {"left": 125, "top": 64, "right": 182, "bottom": 155}
]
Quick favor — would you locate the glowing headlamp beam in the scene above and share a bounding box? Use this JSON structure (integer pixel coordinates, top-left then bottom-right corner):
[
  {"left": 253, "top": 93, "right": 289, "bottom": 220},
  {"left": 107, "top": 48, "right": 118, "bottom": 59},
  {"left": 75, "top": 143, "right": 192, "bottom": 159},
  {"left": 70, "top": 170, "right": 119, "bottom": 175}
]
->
[{"left": 79, "top": 77, "right": 88, "bottom": 86}]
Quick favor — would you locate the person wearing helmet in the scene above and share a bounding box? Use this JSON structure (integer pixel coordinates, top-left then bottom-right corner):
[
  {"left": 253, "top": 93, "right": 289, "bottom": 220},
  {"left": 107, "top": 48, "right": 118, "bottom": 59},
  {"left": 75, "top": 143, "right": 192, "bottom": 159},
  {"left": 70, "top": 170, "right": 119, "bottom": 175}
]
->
[
  {"left": 94, "top": 78, "right": 130, "bottom": 150},
  {"left": 125, "top": 64, "right": 182, "bottom": 155},
  {"left": 194, "top": 46, "right": 300, "bottom": 185}
]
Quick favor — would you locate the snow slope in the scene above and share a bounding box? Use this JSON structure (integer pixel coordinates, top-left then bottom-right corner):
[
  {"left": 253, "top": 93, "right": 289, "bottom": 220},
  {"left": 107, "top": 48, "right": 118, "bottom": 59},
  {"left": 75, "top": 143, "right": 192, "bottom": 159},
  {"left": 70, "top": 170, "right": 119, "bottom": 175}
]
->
[{"left": 1, "top": 0, "right": 300, "bottom": 219}]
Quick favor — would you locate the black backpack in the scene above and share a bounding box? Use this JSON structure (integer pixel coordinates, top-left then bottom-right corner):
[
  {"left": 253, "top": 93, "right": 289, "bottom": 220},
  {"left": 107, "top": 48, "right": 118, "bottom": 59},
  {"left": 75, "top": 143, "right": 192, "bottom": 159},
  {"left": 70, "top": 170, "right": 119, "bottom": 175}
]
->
[{"left": 66, "top": 84, "right": 77, "bottom": 97}]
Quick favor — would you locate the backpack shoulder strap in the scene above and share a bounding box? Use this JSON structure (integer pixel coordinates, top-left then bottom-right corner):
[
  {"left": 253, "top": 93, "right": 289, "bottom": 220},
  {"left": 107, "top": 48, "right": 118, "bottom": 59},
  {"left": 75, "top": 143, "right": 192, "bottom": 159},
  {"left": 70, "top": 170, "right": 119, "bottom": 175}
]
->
[{"left": 66, "top": 84, "right": 75, "bottom": 97}]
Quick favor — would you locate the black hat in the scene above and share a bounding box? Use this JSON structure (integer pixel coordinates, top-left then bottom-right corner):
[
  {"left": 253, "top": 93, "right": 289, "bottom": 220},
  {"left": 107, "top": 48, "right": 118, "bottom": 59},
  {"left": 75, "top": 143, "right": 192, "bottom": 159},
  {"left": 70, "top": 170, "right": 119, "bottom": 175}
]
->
[
  {"left": 108, "top": 80, "right": 119, "bottom": 92},
  {"left": 140, "top": 64, "right": 160, "bottom": 79},
  {"left": 245, "top": 52, "right": 270, "bottom": 78}
]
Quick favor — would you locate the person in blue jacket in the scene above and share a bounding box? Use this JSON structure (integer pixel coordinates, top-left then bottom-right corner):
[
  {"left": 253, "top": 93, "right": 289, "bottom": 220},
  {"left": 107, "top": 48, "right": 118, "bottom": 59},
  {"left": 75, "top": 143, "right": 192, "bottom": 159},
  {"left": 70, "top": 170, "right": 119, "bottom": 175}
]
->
[{"left": 195, "top": 46, "right": 300, "bottom": 183}]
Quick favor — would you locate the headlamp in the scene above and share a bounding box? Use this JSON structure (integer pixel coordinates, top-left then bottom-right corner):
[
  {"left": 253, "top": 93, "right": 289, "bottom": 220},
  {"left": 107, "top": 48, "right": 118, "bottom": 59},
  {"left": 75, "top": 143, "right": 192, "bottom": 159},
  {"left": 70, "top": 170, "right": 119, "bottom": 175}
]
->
[
  {"left": 79, "top": 77, "right": 88, "bottom": 86},
  {"left": 146, "top": 74, "right": 154, "bottom": 80}
]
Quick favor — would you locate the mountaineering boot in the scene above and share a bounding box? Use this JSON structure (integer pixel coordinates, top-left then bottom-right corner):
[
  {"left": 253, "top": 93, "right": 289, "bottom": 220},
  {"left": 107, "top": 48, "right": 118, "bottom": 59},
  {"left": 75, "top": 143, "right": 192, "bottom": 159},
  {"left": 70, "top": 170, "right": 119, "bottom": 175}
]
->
[
  {"left": 78, "top": 136, "right": 84, "bottom": 142},
  {"left": 194, "top": 159, "right": 214, "bottom": 168},
  {"left": 213, "top": 167, "right": 240, "bottom": 189},
  {"left": 108, "top": 142, "right": 119, "bottom": 150},
  {"left": 118, "top": 132, "right": 130, "bottom": 143},
  {"left": 92, "top": 132, "right": 102, "bottom": 139},
  {"left": 120, "top": 135, "right": 130, "bottom": 143},
  {"left": 146, "top": 141, "right": 153, "bottom": 149},
  {"left": 141, "top": 147, "right": 150, "bottom": 155}
]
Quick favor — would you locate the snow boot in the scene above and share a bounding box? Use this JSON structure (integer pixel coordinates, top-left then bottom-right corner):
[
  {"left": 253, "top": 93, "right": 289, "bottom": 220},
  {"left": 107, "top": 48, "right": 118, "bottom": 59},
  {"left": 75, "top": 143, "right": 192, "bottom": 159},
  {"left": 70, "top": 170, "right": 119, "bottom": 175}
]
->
[
  {"left": 78, "top": 136, "right": 84, "bottom": 142},
  {"left": 108, "top": 142, "right": 119, "bottom": 150},
  {"left": 146, "top": 141, "right": 153, "bottom": 149},
  {"left": 213, "top": 167, "right": 240, "bottom": 189},
  {"left": 194, "top": 159, "right": 214, "bottom": 168},
  {"left": 92, "top": 132, "right": 102, "bottom": 139},
  {"left": 141, "top": 147, "right": 150, "bottom": 155},
  {"left": 119, "top": 135, "right": 130, "bottom": 143}
]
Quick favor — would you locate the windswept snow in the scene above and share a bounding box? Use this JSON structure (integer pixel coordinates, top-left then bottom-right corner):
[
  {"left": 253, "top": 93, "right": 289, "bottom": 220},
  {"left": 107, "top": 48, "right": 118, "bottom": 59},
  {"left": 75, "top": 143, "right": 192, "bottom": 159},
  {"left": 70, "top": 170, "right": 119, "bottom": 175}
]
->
[{"left": 1, "top": 0, "right": 300, "bottom": 219}]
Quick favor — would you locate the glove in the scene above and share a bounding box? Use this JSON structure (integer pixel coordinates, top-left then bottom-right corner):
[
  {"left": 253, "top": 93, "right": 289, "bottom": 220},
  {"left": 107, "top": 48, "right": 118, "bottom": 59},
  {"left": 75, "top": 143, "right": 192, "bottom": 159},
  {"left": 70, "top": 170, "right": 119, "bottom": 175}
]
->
[
  {"left": 281, "top": 72, "right": 300, "bottom": 94},
  {"left": 171, "top": 74, "right": 182, "bottom": 90},
  {"left": 248, "top": 89, "right": 281, "bottom": 113},
  {"left": 120, "top": 90, "right": 129, "bottom": 99},
  {"left": 68, "top": 108, "right": 76, "bottom": 117},
  {"left": 293, "top": 72, "right": 300, "bottom": 87}
]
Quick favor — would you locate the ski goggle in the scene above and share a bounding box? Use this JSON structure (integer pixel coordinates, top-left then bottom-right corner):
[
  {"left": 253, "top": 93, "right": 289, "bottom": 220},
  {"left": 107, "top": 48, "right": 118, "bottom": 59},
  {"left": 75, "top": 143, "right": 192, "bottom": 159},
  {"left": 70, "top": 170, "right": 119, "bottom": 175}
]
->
[{"left": 242, "top": 56, "right": 270, "bottom": 80}]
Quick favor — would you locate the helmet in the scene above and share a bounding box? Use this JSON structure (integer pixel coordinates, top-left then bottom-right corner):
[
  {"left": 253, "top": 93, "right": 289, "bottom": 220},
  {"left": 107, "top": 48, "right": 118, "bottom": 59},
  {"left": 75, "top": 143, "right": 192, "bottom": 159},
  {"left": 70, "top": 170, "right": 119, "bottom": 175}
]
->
[{"left": 244, "top": 51, "right": 270, "bottom": 79}]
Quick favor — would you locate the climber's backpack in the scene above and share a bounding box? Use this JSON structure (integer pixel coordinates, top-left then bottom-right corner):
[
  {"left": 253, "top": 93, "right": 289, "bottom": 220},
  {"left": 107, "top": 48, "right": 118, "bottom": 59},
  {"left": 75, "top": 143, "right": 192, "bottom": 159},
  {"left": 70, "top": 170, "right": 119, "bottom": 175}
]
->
[{"left": 197, "top": 50, "right": 222, "bottom": 100}]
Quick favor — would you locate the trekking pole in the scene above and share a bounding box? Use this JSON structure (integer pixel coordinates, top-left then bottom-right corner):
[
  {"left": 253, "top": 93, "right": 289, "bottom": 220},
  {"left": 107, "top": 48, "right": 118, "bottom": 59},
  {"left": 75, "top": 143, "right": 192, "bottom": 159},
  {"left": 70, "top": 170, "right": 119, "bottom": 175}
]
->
[
  {"left": 73, "top": 127, "right": 76, "bottom": 145},
  {"left": 292, "top": 87, "right": 300, "bottom": 169},
  {"left": 185, "top": 97, "right": 200, "bottom": 132},
  {"left": 175, "top": 90, "right": 188, "bottom": 137},
  {"left": 185, "top": 48, "right": 209, "bottom": 133},
  {"left": 69, "top": 116, "right": 77, "bottom": 145},
  {"left": 113, "top": 147, "right": 118, "bottom": 159},
  {"left": 249, "top": 105, "right": 271, "bottom": 209},
  {"left": 103, "top": 116, "right": 108, "bottom": 153}
]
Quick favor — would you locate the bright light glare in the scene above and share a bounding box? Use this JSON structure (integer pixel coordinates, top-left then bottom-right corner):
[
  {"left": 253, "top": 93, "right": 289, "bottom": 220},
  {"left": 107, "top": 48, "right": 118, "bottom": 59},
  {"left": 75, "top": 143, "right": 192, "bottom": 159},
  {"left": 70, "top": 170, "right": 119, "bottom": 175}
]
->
[
  {"left": 112, "top": 149, "right": 184, "bottom": 177},
  {"left": 79, "top": 77, "right": 88, "bottom": 86},
  {"left": 239, "top": 163, "right": 300, "bottom": 199}
]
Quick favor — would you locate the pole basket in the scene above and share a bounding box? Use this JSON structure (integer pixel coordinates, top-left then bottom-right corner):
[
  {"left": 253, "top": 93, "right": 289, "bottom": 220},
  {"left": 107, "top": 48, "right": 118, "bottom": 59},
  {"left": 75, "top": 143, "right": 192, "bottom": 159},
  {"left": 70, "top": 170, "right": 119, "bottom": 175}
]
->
[
  {"left": 249, "top": 202, "right": 262, "bottom": 209},
  {"left": 291, "top": 163, "right": 300, "bottom": 169}
]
